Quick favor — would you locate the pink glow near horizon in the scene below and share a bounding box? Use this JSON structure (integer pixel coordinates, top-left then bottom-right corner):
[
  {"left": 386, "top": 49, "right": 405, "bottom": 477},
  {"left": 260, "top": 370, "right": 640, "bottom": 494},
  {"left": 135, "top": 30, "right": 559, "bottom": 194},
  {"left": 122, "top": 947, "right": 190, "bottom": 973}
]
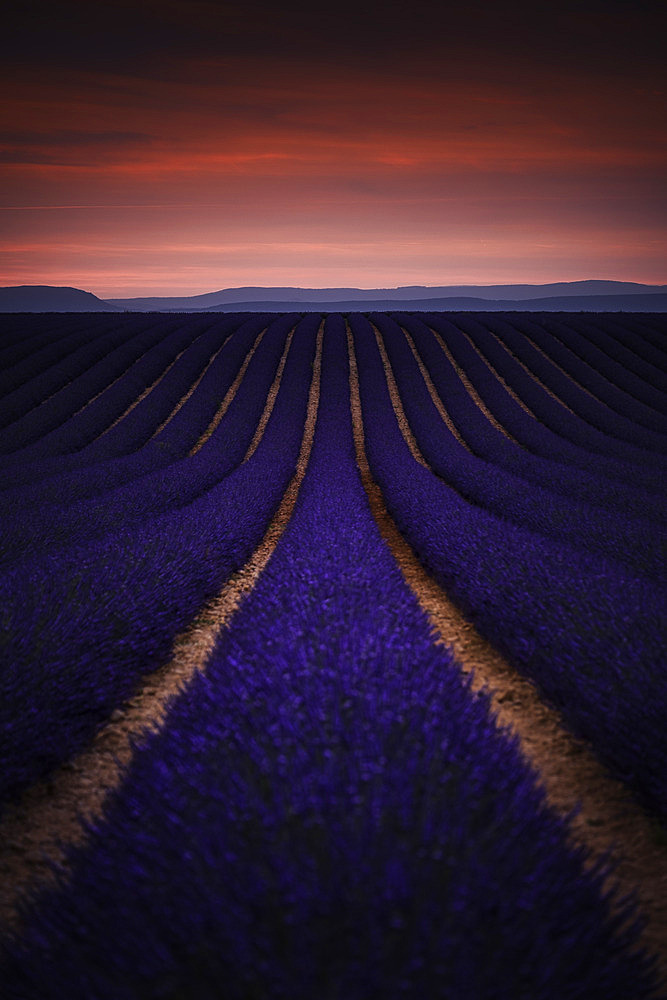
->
[{"left": 1, "top": 5, "right": 665, "bottom": 295}]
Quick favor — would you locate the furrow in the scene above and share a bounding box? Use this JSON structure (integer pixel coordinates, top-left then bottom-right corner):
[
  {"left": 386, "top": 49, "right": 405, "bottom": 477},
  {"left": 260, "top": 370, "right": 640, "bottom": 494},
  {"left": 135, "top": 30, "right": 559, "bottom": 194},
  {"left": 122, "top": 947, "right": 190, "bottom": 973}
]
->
[
  {"left": 429, "top": 321, "right": 529, "bottom": 435},
  {"left": 541, "top": 316, "right": 667, "bottom": 419},
  {"left": 188, "top": 324, "right": 268, "bottom": 455},
  {"left": 370, "top": 323, "right": 427, "bottom": 467},
  {"left": 397, "top": 323, "right": 472, "bottom": 452},
  {"left": 0, "top": 321, "right": 323, "bottom": 933},
  {"left": 518, "top": 320, "right": 638, "bottom": 408},
  {"left": 482, "top": 323, "right": 578, "bottom": 416},
  {"left": 148, "top": 331, "right": 234, "bottom": 440},
  {"left": 242, "top": 324, "right": 297, "bottom": 462},
  {"left": 59, "top": 324, "right": 176, "bottom": 429},
  {"left": 3, "top": 328, "right": 121, "bottom": 424},
  {"left": 346, "top": 319, "right": 667, "bottom": 985},
  {"left": 94, "top": 343, "right": 192, "bottom": 439},
  {"left": 501, "top": 316, "right": 667, "bottom": 443},
  {"left": 585, "top": 315, "right": 667, "bottom": 383}
]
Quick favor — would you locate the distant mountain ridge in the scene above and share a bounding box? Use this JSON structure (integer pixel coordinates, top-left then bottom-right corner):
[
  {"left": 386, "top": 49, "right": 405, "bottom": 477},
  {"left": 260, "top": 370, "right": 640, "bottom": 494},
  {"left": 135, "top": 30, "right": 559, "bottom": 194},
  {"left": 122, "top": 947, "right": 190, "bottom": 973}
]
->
[
  {"left": 0, "top": 285, "right": 120, "bottom": 312},
  {"left": 193, "top": 293, "right": 667, "bottom": 313},
  {"left": 107, "top": 280, "right": 667, "bottom": 311},
  {"left": 1, "top": 281, "right": 666, "bottom": 312}
]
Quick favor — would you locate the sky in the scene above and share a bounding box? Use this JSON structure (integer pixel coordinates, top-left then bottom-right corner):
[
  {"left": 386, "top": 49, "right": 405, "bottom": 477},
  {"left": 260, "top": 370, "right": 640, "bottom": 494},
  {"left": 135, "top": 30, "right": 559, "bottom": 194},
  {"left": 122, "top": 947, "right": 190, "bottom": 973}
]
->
[{"left": 1, "top": 0, "right": 665, "bottom": 296}]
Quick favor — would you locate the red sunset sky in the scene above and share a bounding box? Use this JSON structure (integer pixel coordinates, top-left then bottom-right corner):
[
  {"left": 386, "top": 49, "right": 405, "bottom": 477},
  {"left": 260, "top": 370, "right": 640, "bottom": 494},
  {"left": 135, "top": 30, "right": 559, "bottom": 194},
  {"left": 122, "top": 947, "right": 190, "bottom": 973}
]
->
[{"left": 1, "top": 0, "right": 665, "bottom": 296}]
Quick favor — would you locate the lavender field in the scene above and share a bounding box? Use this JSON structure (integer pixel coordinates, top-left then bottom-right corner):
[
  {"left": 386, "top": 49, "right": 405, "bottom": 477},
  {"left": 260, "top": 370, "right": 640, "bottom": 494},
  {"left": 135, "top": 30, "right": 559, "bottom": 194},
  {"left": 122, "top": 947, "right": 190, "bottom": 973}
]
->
[{"left": 0, "top": 310, "right": 665, "bottom": 998}]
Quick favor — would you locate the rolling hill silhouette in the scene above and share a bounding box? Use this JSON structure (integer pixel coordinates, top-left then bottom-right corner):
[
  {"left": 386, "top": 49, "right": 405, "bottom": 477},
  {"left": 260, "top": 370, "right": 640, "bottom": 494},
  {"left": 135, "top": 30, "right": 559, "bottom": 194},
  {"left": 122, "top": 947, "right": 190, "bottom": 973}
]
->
[{"left": 1, "top": 281, "right": 665, "bottom": 312}]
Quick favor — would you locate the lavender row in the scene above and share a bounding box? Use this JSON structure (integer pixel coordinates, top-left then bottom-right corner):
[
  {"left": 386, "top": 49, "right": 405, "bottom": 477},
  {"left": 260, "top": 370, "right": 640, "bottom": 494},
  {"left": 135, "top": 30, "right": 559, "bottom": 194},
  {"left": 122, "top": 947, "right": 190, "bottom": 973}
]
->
[
  {"left": 612, "top": 315, "right": 667, "bottom": 360},
  {"left": 0, "top": 316, "right": 318, "bottom": 812},
  {"left": 0, "top": 313, "right": 108, "bottom": 377},
  {"left": 450, "top": 313, "right": 664, "bottom": 477},
  {"left": 0, "top": 317, "right": 121, "bottom": 428},
  {"left": 0, "top": 312, "right": 227, "bottom": 442},
  {"left": 17, "top": 318, "right": 233, "bottom": 462},
  {"left": 0, "top": 315, "right": 294, "bottom": 565},
  {"left": 592, "top": 314, "right": 667, "bottom": 376},
  {"left": 568, "top": 314, "right": 667, "bottom": 390},
  {"left": 374, "top": 315, "right": 663, "bottom": 584},
  {"left": 0, "top": 314, "right": 174, "bottom": 441},
  {"left": 2, "top": 315, "right": 653, "bottom": 999},
  {"left": 0, "top": 314, "right": 112, "bottom": 389},
  {"left": 396, "top": 313, "right": 661, "bottom": 524},
  {"left": 484, "top": 314, "right": 667, "bottom": 446},
  {"left": 353, "top": 314, "right": 667, "bottom": 820},
  {"left": 0, "top": 314, "right": 194, "bottom": 457},
  {"left": 0, "top": 315, "right": 62, "bottom": 362},
  {"left": 0, "top": 314, "right": 270, "bottom": 507},
  {"left": 534, "top": 314, "right": 667, "bottom": 419},
  {"left": 0, "top": 316, "right": 230, "bottom": 487},
  {"left": 419, "top": 313, "right": 663, "bottom": 494}
]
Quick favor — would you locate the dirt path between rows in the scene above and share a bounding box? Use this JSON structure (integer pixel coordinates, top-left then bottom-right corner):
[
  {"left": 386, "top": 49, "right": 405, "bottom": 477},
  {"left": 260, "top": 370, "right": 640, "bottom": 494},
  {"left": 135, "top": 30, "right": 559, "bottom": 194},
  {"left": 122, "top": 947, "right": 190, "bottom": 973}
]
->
[
  {"left": 0, "top": 322, "right": 323, "bottom": 935},
  {"left": 149, "top": 327, "right": 235, "bottom": 440},
  {"left": 188, "top": 323, "right": 269, "bottom": 454},
  {"left": 349, "top": 320, "right": 667, "bottom": 987},
  {"left": 399, "top": 322, "right": 472, "bottom": 451},
  {"left": 472, "top": 318, "right": 579, "bottom": 417}
]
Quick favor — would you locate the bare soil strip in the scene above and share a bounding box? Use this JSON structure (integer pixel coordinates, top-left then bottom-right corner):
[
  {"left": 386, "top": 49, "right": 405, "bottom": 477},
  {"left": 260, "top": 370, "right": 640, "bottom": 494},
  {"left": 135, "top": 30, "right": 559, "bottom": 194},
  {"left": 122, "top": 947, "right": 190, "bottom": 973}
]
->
[
  {"left": 243, "top": 325, "right": 296, "bottom": 462},
  {"left": 519, "top": 322, "right": 667, "bottom": 422},
  {"left": 65, "top": 332, "right": 186, "bottom": 434},
  {"left": 481, "top": 324, "right": 579, "bottom": 417},
  {"left": 518, "top": 323, "right": 623, "bottom": 406},
  {"left": 347, "top": 321, "right": 667, "bottom": 985},
  {"left": 428, "top": 323, "right": 530, "bottom": 437},
  {"left": 0, "top": 323, "right": 323, "bottom": 934},
  {"left": 9, "top": 337, "right": 124, "bottom": 423},
  {"left": 5, "top": 326, "right": 142, "bottom": 426},
  {"left": 369, "top": 325, "right": 427, "bottom": 467},
  {"left": 396, "top": 324, "right": 472, "bottom": 452},
  {"left": 149, "top": 332, "right": 234, "bottom": 440},
  {"left": 96, "top": 344, "right": 192, "bottom": 439},
  {"left": 188, "top": 325, "right": 269, "bottom": 455}
]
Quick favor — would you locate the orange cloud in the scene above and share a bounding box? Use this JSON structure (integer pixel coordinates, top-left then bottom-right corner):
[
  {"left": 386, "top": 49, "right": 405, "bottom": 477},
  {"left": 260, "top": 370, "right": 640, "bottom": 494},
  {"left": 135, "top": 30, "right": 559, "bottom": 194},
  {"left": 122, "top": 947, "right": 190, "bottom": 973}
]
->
[{"left": 1, "top": 44, "right": 664, "bottom": 293}]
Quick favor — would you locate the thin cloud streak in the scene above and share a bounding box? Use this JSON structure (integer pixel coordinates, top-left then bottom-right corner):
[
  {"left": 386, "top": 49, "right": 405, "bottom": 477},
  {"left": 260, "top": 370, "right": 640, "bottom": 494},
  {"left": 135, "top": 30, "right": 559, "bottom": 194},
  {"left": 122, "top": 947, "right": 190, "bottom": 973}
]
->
[{"left": 1, "top": 1, "right": 665, "bottom": 292}]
